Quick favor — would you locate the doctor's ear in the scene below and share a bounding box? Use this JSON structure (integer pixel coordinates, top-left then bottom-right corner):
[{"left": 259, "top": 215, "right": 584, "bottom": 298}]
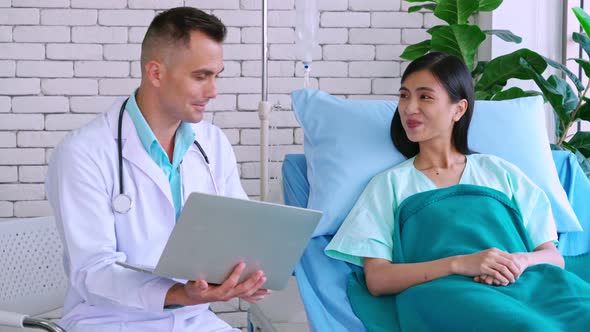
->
[{"left": 144, "top": 60, "right": 164, "bottom": 88}]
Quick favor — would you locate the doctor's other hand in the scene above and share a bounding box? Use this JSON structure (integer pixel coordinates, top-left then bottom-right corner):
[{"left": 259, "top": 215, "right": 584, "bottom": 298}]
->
[{"left": 166, "top": 262, "right": 270, "bottom": 306}]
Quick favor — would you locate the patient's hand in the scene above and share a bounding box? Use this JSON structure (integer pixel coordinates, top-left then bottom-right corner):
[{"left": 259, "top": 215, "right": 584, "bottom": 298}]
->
[
  {"left": 473, "top": 252, "right": 529, "bottom": 286},
  {"left": 453, "top": 248, "right": 521, "bottom": 286},
  {"left": 474, "top": 275, "right": 506, "bottom": 286}
]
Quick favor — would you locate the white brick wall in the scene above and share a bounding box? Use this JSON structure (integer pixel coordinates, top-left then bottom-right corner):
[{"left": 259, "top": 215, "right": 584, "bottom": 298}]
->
[
  {"left": 41, "top": 9, "right": 97, "bottom": 25},
  {"left": 0, "top": 43, "right": 45, "bottom": 60},
  {"left": 0, "top": 26, "right": 12, "bottom": 41},
  {"left": 12, "top": 96, "right": 69, "bottom": 113},
  {"left": 13, "top": 26, "right": 71, "bottom": 42},
  {"left": 350, "top": 0, "right": 401, "bottom": 11},
  {"left": 0, "top": 96, "right": 11, "bottom": 112},
  {"left": 0, "top": 132, "right": 16, "bottom": 147},
  {"left": 0, "top": 61, "right": 16, "bottom": 77},
  {"left": 0, "top": 0, "right": 426, "bottom": 327},
  {"left": 75, "top": 61, "right": 130, "bottom": 77},
  {"left": 321, "top": 12, "right": 371, "bottom": 28},
  {"left": 0, "top": 8, "right": 39, "bottom": 24},
  {"left": 0, "top": 166, "right": 18, "bottom": 182},
  {"left": 42, "top": 78, "right": 98, "bottom": 95},
  {"left": 14, "top": 200, "right": 52, "bottom": 217},
  {"left": 47, "top": 44, "right": 103, "bottom": 60},
  {"left": 71, "top": 0, "right": 126, "bottom": 9},
  {"left": 17, "top": 61, "right": 74, "bottom": 78},
  {"left": 129, "top": 0, "right": 184, "bottom": 9}
]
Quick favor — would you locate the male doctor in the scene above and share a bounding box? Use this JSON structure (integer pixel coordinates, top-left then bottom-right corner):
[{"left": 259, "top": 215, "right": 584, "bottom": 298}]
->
[{"left": 46, "top": 7, "right": 269, "bottom": 332}]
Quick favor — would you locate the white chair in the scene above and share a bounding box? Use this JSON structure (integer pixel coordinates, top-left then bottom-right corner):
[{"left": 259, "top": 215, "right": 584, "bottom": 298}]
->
[{"left": 0, "top": 217, "right": 67, "bottom": 332}]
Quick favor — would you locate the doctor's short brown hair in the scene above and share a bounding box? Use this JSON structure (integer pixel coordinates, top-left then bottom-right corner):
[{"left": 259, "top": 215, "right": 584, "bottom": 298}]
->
[{"left": 140, "top": 7, "right": 227, "bottom": 69}]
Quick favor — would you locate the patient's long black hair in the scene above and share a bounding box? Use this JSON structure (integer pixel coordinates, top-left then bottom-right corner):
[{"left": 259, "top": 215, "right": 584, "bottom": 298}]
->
[{"left": 391, "top": 52, "right": 475, "bottom": 158}]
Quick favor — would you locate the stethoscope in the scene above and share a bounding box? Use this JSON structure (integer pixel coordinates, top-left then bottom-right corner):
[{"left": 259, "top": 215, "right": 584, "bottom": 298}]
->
[{"left": 112, "top": 98, "right": 218, "bottom": 214}]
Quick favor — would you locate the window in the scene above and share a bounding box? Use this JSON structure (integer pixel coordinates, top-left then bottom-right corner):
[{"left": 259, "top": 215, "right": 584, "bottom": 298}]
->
[{"left": 565, "top": 0, "right": 589, "bottom": 132}]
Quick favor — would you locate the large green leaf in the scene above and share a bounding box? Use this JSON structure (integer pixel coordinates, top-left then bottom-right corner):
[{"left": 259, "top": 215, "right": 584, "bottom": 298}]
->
[
  {"left": 479, "top": 0, "right": 502, "bottom": 11},
  {"left": 409, "top": 4, "right": 437, "bottom": 12},
  {"left": 543, "top": 56, "right": 584, "bottom": 91},
  {"left": 568, "top": 131, "right": 590, "bottom": 157},
  {"left": 471, "top": 60, "right": 488, "bottom": 82},
  {"left": 475, "top": 90, "right": 492, "bottom": 100},
  {"left": 491, "top": 87, "right": 542, "bottom": 101},
  {"left": 575, "top": 149, "right": 590, "bottom": 178},
  {"left": 475, "top": 48, "right": 547, "bottom": 92},
  {"left": 434, "top": 0, "right": 479, "bottom": 25},
  {"left": 577, "top": 102, "right": 590, "bottom": 122},
  {"left": 546, "top": 75, "right": 580, "bottom": 118},
  {"left": 483, "top": 29, "right": 522, "bottom": 43},
  {"left": 572, "top": 32, "right": 590, "bottom": 58},
  {"left": 555, "top": 114, "right": 566, "bottom": 140},
  {"left": 400, "top": 40, "right": 432, "bottom": 61},
  {"left": 557, "top": 141, "right": 573, "bottom": 152},
  {"left": 573, "top": 58, "right": 590, "bottom": 78},
  {"left": 475, "top": 83, "right": 504, "bottom": 100},
  {"left": 559, "top": 142, "right": 590, "bottom": 178},
  {"left": 520, "top": 58, "right": 578, "bottom": 130},
  {"left": 559, "top": 141, "right": 590, "bottom": 178},
  {"left": 573, "top": 7, "right": 590, "bottom": 39},
  {"left": 430, "top": 24, "right": 486, "bottom": 70}
]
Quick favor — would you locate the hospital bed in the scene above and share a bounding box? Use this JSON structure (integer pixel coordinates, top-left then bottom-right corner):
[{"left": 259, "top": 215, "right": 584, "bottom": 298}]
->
[
  {"left": 272, "top": 150, "right": 590, "bottom": 331},
  {"left": 248, "top": 89, "right": 590, "bottom": 331}
]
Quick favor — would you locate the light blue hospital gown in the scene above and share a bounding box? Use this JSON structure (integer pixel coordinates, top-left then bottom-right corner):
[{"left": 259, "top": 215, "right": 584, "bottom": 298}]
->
[{"left": 325, "top": 154, "right": 558, "bottom": 266}]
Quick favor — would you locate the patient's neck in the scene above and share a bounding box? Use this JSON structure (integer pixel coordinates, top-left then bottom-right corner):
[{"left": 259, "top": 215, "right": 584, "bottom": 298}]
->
[{"left": 414, "top": 143, "right": 464, "bottom": 170}]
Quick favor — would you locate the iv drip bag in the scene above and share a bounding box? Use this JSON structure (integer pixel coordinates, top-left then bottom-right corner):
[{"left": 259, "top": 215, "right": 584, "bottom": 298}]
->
[{"left": 295, "top": 0, "right": 318, "bottom": 65}]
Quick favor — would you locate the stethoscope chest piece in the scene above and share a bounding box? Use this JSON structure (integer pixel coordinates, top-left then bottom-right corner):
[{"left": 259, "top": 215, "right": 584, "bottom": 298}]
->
[{"left": 113, "top": 193, "right": 132, "bottom": 214}]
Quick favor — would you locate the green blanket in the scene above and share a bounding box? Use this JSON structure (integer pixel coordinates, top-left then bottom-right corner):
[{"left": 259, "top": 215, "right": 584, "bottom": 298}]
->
[{"left": 348, "top": 185, "right": 590, "bottom": 332}]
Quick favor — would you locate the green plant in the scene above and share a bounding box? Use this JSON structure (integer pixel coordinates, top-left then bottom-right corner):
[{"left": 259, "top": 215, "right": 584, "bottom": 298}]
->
[
  {"left": 521, "top": 7, "right": 590, "bottom": 176},
  {"left": 400, "top": 0, "right": 590, "bottom": 177}
]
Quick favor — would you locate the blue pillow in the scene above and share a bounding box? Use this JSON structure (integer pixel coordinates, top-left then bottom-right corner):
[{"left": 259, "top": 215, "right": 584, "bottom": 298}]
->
[{"left": 291, "top": 89, "right": 582, "bottom": 237}]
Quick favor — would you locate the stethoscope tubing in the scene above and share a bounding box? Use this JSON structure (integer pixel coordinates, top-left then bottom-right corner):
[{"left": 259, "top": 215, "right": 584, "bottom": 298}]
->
[{"left": 114, "top": 98, "right": 215, "bottom": 214}]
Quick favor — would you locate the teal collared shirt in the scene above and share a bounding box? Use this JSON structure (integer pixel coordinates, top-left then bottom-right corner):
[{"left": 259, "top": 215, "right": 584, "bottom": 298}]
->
[{"left": 126, "top": 91, "right": 195, "bottom": 220}]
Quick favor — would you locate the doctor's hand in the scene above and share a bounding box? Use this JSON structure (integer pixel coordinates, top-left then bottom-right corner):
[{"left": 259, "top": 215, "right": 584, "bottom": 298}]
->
[{"left": 168, "top": 262, "right": 271, "bottom": 306}]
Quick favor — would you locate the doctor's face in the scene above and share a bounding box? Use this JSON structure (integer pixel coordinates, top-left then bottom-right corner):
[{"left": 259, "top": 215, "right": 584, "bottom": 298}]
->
[
  {"left": 158, "top": 30, "right": 224, "bottom": 123},
  {"left": 398, "top": 69, "right": 466, "bottom": 145}
]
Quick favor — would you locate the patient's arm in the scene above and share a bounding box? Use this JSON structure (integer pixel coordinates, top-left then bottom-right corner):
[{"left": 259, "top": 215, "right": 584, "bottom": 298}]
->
[
  {"left": 364, "top": 247, "right": 522, "bottom": 295},
  {"left": 520, "top": 241, "right": 564, "bottom": 268},
  {"left": 363, "top": 257, "right": 456, "bottom": 296}
]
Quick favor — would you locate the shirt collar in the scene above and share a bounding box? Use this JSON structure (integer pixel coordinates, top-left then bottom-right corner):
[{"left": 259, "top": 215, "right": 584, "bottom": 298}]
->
[{"left": 125, "top": 89, "right": 195, "bottom": 168}]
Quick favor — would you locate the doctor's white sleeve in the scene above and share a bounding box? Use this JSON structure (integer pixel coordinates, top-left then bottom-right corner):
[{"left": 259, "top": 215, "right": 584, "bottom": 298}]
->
[{"left": 46, "top": 142, "right": 176, "bottom": 313}]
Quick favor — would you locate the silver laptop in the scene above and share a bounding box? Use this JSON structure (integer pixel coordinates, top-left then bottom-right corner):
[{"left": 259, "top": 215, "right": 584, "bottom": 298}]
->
[{"left": 117, "top": 192, "right": 321, "bottom": 290}]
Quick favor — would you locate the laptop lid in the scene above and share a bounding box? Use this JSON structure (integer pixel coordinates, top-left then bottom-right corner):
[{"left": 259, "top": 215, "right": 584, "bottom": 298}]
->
[{"left": 153, "top": 192, "right": 322, "bottom": 290}]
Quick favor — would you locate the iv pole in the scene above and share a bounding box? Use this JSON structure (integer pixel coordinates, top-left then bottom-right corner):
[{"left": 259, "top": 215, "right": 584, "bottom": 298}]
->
[{"left": 258, "top": 0, "right": 270, "bottom": 201}]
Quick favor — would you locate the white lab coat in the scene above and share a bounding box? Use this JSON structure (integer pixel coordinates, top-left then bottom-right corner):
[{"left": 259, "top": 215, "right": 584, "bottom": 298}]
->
[{"left": 46, "top": 97, "right": 246, "bottom": 332}]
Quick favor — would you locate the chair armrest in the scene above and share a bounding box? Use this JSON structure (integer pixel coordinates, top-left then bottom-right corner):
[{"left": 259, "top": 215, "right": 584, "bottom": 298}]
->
[
  {"left": 0, "top": 310, "right": 66, "bottom": 332},
  {"left": 0, "top": 309, "right": 27, "bottom": 327},
  {"left": 23, "top": 317, "right": 67, "bottom": 332}
]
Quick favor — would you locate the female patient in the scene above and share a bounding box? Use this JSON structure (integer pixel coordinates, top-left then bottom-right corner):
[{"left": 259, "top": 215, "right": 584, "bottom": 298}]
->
[{"left": 325, "top": 52, "right": 590, "bottom": 331}]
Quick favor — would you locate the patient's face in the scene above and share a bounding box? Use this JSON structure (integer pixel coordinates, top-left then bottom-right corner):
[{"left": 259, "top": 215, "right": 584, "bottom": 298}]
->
[{"left": 398, "top": 69, "right": 463, "bottom": 145}]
